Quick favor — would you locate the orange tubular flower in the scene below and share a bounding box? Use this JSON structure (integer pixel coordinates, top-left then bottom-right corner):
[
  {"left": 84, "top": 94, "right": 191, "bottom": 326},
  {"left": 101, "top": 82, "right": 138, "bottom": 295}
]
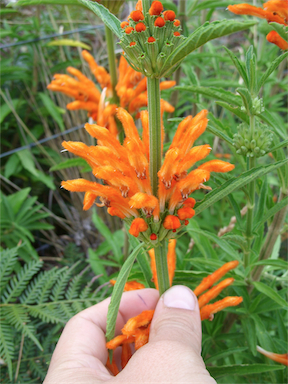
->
[
  {"left": 228, "top": 1, "right": 288, "bottom": 50},
  {"left": 256, "top": 346, "right": 288, "bottom": 366},
  {"left": 163, "top": 10, "right": 176, "bottom": 21},
  {"left": 48, "top": 51, "right": 175, "bottom": 136},
  {"left": 130, "top": 10, "right": 144, "bottom": 21},
  {"left": 107, "top": 259, "right": 243, "bottom": 375},
  {"left": 110, "top": 279, "right": 145, "bottom": 291}
]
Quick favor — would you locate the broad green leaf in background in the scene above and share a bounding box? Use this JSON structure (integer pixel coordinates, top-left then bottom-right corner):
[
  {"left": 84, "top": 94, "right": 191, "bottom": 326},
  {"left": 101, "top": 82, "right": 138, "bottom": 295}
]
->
[
  {"left": 38, "top": 92, "right": 65, "bottom": 132},
  {"left": 195, "top": 158, "right": 288, "bottom": 215},
  {"left": 47, "top": 39, "right": 91, "bottom": 50},
  {"left": 0, "top": 99, "right": 25, "bottom": 124},
  {"left": 269, "top": 139, "right": 288, "bottom": 153},
  {"left": 6, "top": 188, "right": 30, "bottom": 215},
  {"left": 253, "top": 196, "right": 288, "bottom": 231},
  {"left": 257, "top": 51, "right": 288, "bottom": 92},
  {"left": 16, "top": 150, "right": 55, "bottom": 190},
  {"left": 92, "top": 210, "right": 122, "bottom": 262},
  {"left": 50, "top": 158, "right": 89, "bottom": 172},
  {"left": 253, "top": 259, "right": 288, "bottom": 270},
  {"left": 205, "top": 346, "right": 248, "bottom": 364},
  {"left": 78, "top": 0, "right": 121, "bottom": 38},
  {"left": 106, "top": 243, "right": 144, "bottom": 342},
  {"left": 161, "top": 20, "right": 256, "bottom": 77},
  {"left": 252, "top": 282, "right": 287, "bottom": 308}
]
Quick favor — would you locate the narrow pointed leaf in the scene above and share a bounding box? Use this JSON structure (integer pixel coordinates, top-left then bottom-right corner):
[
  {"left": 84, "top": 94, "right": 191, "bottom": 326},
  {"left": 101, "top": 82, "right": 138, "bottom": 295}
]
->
[
  {"left": 223, "top": 46, "right": 249, "bottom": 88},
  {"left": 253, "top": 282, "right": 287, "bottom": 308},
  {"left": 106, "top": 243, "right": 144, "bottom": 342},
  {"left": 258, "top": 52, "right": 288, "bottom": 92},
  {"left": 47, "top": 39, "right": 91, "bottom": 50},
  {"left": 78, "top": 0, "right": 121, "bottom": 38},
  {"left": 207, "top": 124, "right": 234, "bottom": 146},
  {"left": 216, "top": 101, "right": 249, "bottom": 123},
  {"left": 195, "top": 159, "right": 288, "bottom": 215},
  {"left": 208, "top": 364, "right": 284, "bottom": 379},
  {"left": 161, "top": 20, "right": 256, "bottom": 76},
  {"left": 10, "top": 0, "right": 80, "bottom": 5}
]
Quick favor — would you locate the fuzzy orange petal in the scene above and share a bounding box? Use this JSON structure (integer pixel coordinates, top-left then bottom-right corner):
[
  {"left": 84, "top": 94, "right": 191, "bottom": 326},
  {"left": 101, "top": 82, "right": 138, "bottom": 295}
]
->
[
  {"left": 200, "top": 296, "right": 243, "bottom": 320},
  {"left": 198, "top": 278, "right": 235, "bottom": 309}
]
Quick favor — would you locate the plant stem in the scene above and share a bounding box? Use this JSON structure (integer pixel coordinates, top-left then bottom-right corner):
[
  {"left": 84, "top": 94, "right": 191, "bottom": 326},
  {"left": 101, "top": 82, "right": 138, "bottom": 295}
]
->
[
  {"left": 244, "top": 115, "right": 256, "bottom": 269},
  {"left": 142, "top": 0, "right": 151, "bottom": 14},
  {"left": 147, "top": 77, "right": 162, "bottom": 197},
  {"left": 154, "top": 244, "right": 170, "bottom": 296},
  {"left": 105, "top": 25, "right": 119, "bottom": 103}
]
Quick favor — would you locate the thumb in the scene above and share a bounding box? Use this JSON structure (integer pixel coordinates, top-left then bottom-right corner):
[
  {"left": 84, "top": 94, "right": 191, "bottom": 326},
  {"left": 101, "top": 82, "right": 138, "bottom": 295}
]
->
[{"left": 149, "top": 285, "right": 202, "bottom": 355}]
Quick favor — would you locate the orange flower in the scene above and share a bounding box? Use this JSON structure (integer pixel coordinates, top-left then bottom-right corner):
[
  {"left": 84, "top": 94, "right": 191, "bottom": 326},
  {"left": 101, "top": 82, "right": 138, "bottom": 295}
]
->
[
  {"left": 129, "top": 218, "right": 148, "bottom": 237},
  {"left": 256, "top": 345, "right": 288, "bottom": 366},
  {"left": 110, "top": 279, "right": 145, "bottom": 291},
  {"left": 163, "top": 10, "right": 176, "bottom": 21},
  {"left": 228, "top": 1, "right": 288, "bottom": 50},
  {"left": 48, "top": 51, "right": 175, "bottom": 137},
  {"left": 149, "top": 1, "right": 164, "bottom": 15},
  {"left": 61, "top": 109, "right": 234, "bottom": 242},
  {"left": 130, "top": 10, "right": 144, "bottom": 21},
  {"left": 106, "top": 259, "right": 243, "bottom": 375}
]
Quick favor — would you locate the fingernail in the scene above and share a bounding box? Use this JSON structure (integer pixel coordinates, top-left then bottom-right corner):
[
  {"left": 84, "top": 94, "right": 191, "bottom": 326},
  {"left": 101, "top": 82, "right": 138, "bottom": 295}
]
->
[{"left": 163, "top": 285, "right": 196, "bottom": 310}]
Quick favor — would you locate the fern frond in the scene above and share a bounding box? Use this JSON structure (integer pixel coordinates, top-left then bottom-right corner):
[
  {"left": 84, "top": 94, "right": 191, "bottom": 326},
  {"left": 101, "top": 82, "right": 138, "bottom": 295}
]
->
[
  {"left": 65, "top": 274, "right": 83, "bottom": 300},
  {"left": 3, "top": 306, "right": 42, "bottom": 350},
  {"left": 58, "top": 302, "right": 75, "bottom": 320},
  {"left": 20, "top": 267, "right": 59, "bottom": 305},
  {"left": 0, "top": 247, "right": 19, "bottom": 293},
  {"left": 0, "top": 320, "right": 14, "bottom": 381},
  {"left": 51, "top": 261, "right": 81, "bottom": 301},
  {"left": 1, "top": 260, "right": 43, "bottom": 303},
  {"left": 27, "top": 305, "right": 66, "bottom": 324}
]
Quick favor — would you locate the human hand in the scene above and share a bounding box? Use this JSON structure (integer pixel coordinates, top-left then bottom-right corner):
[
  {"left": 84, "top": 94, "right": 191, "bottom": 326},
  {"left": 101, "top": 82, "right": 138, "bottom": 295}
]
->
[{"left": 43, "top": 285, "right": 216, "bottom": 384}]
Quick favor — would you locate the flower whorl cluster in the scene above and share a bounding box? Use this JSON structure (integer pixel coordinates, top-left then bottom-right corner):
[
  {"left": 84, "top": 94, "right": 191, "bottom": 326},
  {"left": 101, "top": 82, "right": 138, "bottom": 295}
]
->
[
  {"left": 47, "top": 51, "right": 175, "bottom": 137},
  {"left": 119, "top": 1, "right": 184, "bottom": 77},
  {"left": 233, "top": 122, "right": 273, "bottom": 158},
  {"left": 61, "top": 108, "right": 234, "bottom": 246}
]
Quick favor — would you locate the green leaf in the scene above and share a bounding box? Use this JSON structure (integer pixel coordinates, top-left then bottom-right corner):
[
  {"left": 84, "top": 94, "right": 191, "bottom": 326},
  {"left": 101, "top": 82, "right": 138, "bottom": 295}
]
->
[
  {"left": 92, "top": 210, "right": 122, "bottom": 262},
  {"left": 38, "top": 92, "right": 65, "bottom": 132},
  {"left": 253, "top": 282, "right": 287, "bottom": 308},
  {"left": 0, "top": 321, "right": 14, "bottom": 380},
  {"left": 6, "top": 188, "right": 31, "bottom": 215},
  {"left": 186, "top": 226, "right": 240, "bottom": 260},
  {"left": 241, "top": 317, "right": 257, "bottom": 355},
  {"left": 208, "top": 364, "right": 284, "bottom": 379},
  {"left": 50, "top": 158, "right": 89, "bottom": 171},
  {"left": 195, "top": 159, "right": 288, "bottom": 215},
  {"left": 161, "top": 0, "right": 177, "bottom": 13},
  {"left": 253, "top": 196, "right": 288, "bottom": 231},
  {"left": 237, "top": 87, "right": 253, "bottom": 114},
  {"left": 0, "top": 98, "right": 25, "bottom": 124},
  {"left": 223, "top": 46, "right": 249, "bottom": 88},
  {"left": 254, "top": 177, "right": 267, "bottom": 228},
  {"left": 47, "top": 39, "right": 91, "bottom": 50},
  {"left": 269, "top": 138, "right": 288, "bottom": 153},
  {"left": 78, "top": 0, "right": 121, "bottom": 39},
  {"left": 216, "top": 101, "right": 249, "bottom": 123},
  {"left": 161, "top": 20, "right": 256, "bottom": 76},
  {"left": 206, "top": 124, "right": 234, "bottom": 146},
  {"left": 106, "top": 243, "right": 144, "bottom": 342},
  {"left": 253, "top": 259, "right": 288, "bottom": 270},
  {"left": 205, "top": 347, "right": 248, "bottom": 364},
  {"left": 176, "top": 85, "right": 242, "bottom": 107},
  {"left": 258, "top": 51, "right": 288, "bottom": 92},
  {"left": 258, "top": 110, "right": 286, "bottom": 140}
]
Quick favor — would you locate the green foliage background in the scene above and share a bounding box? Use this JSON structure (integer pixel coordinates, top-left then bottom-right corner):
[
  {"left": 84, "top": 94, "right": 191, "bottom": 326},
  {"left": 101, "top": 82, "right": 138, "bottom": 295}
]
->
[{"left": 1, "top": 0, "right": 287, "bottom": 383}]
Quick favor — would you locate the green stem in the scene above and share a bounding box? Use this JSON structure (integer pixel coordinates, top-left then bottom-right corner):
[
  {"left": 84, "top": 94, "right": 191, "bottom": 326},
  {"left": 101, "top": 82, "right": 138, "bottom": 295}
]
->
[
  {"left": 244, "top": 115, "right": 256, "bottom": 269},
  {"left": 142, "top": 0, "right": 152, "bottom": 14},
  {"left": 147, "top": 77, "right": 162, "bottom": 197},
  {"left": 105, "top": 25, "right": 119, "bottom": 103},
  {"left": 154, "top": 244, "right": 170, "bottom": 296}
]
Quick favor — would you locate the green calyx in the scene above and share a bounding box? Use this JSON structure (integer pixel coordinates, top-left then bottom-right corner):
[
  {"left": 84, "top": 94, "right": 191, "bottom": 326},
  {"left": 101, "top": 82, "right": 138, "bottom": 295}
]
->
[
  {"left": 119, "top": 11, "right": 184, "bottom": 78},
  {"left": 233, "top": 122, "right": 273, "bottom": 158}
]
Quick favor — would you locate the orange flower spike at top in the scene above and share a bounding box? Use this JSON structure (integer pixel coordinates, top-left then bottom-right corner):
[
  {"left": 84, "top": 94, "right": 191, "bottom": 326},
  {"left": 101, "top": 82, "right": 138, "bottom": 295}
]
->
[
  {"left": 163, "top": 215, "right": 181, "bottom": 231},
  {"left": 256, "top": 346, "right": 288, "bottom": 366},
  {"left": 149, "top": 0, "right": 164, "bottom": 15},
  {"left": 264, "top": 0, "right": 288, "bottom": 21},
  {"left": 194, "top": 260, "right": 239, "bottom": 296}
]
